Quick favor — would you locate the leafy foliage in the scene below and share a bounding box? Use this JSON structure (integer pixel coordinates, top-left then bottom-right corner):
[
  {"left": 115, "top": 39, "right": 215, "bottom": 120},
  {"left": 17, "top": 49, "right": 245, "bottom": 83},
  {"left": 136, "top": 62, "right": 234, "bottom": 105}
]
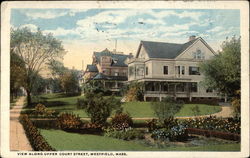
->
[
  {"left": 60, "top": 70, "right": 80, "bottom": 94},
  {"left": 200, "top": 36, "right": 240, "bottom": 97},
  {"left": 82, "top": 80, "right": 111, "bottom": 95},
  {"left": 151, "top": 124, "right": 188, "bottom": 141},
  {"left": 151, "top": 97, "right": 184, "bottom": 122},
  {"left": 111, "top": 113, "right": 133, "bottom": 131},
  {"left": 10, "top": 52, "right": 26, "bottom": 101},
  {"left": 77, "top": 92, "right": 122, "bottom": 125},
  {"left": 56, "top": 113, "right": 82, "bottom": 130},
  {"left": 231, "top": 90, "right": 240, "bottom": 117},
  {"left": 104, "top": 127, "right": 144, "bottom": 140},
  {"left": 183, "top": 116, "right": 240, "bottom": 134},
  {"left": 33, "top": 103, "right": 57, "bottom": 117},
  {"left": 19, "top": 114, "right": 55, "bottom": 151},
  {"left": 125, "top": 81, "right": 144, "bottom": 101},
  {"left": 11, "top": 27, "right": 66, "bottom": 106}
]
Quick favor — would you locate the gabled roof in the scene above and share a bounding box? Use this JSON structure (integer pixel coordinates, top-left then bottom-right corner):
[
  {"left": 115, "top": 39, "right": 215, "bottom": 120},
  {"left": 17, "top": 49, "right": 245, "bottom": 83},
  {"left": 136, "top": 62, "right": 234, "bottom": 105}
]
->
[
  {"left": 93, "top": 48, "right": 132, "bottom": 67},
  {"left": 86, "top": 64, "right": 98, "bottom": 72},
  {"left": 136, "top": 38, "right": 199, "bottom": 59},
  {"left": 93, "top": 73, "right": 127, "bottom": 81}
]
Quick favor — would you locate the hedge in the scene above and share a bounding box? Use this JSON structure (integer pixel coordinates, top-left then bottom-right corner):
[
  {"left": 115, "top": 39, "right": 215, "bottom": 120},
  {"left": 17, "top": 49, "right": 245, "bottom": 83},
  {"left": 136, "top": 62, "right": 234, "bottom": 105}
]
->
[
  {"left": 19, "top": 114, "right": 55, "bottom": 151},
  {"left": 186, "top": 128, "right": 240, "bottom": 141}
]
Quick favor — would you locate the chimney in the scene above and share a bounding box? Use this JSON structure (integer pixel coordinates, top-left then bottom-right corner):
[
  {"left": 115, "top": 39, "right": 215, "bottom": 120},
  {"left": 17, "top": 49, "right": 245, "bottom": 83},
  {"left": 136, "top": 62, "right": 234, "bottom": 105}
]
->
[{"left": 189, "top": 35, "right": 196, "bottom": 41}]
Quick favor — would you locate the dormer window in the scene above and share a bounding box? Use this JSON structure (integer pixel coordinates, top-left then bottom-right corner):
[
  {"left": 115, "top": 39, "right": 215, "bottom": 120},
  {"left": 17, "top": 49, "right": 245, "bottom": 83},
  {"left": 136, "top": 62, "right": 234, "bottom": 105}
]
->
[{"left": 193, "top": 49, "right": 205, "bottom": 59}]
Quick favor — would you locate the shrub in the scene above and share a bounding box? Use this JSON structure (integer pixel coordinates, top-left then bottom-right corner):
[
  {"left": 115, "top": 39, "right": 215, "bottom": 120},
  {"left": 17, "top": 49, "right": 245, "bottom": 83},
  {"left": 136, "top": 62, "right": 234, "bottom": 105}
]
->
[
  {"left": 56, "top": 113, "right": 82, "bottom": 130},
  {"left": 104, "top": 127, "right": 144, "bottom": 140},
  {"left": 125, "top": 81, "right": 144, "bottom": 101},
  {"left": 146, "top": 119, "right": 160, "bottom": 132},
  {"left": 151, "top": 124, "right": 188, "bottom": 142},
  {"left": 163, "top": 116, "right": 179, "bottom": 130},
  {"left": 35, "top": 103, "right": 46, "bottom": 115},
  {"left": 79, "top": 92, "right": 122, "bottom": 125},
  {"left": 183, "top": 116, "right": 240, "bottom": 134},
  {"left": 19, "top": 114, "right": 55, "bottom": 151},
  {"left": 32, "top": 103, "right": 57, "bottom": 117},
  {"left": 111, "top": 113, "right": 133, "bottom": 131},
  {"left": 231, "top": 90, "right": 240, "bottom": 117},
  {"left": 151, "top": 97, "right": 183, "bottom": 122}
]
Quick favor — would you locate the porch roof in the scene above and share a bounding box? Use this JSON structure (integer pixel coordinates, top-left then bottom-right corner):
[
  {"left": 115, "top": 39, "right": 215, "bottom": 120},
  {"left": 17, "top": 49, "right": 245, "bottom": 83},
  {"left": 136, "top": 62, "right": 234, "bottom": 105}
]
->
[
  {"left": 128, "top": 77, "right": 192, "bottom": 82},
  {"left": 93, "top": 73, "right": 128, "bottom": 81}
]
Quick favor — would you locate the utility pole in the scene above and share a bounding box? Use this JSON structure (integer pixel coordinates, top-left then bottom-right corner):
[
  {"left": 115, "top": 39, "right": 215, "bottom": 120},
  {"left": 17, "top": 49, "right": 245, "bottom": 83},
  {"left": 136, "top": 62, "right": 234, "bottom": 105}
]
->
[
  {"left": 115, "top": 39, "right": 117, "bottom": 50},
  {"left": 82, "top": 60, "right": 84, "bottom": 71}
]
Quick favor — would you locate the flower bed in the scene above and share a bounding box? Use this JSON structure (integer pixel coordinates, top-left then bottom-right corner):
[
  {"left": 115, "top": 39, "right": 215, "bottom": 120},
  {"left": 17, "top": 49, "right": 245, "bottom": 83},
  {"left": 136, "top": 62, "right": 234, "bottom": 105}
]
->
[
  {"left": 183, "top": 116, "right": 240, "bottom": 134},
  {"left": 19, "top": 114, "right": 55, "bottom": 151}
]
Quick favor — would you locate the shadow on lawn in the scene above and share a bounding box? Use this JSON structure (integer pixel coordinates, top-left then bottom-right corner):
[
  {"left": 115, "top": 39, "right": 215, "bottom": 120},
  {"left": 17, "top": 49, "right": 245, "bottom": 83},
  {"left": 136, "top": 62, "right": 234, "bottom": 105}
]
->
[{"left": 40, "top": 93, "right": 81, "bottom": 100}]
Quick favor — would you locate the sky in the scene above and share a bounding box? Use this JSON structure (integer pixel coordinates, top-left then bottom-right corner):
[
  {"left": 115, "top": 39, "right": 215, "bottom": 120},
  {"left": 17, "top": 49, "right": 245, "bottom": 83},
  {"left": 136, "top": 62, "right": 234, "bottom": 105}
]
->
[{"left": 11, "top": 9, "right": 240, "bottom": 70}]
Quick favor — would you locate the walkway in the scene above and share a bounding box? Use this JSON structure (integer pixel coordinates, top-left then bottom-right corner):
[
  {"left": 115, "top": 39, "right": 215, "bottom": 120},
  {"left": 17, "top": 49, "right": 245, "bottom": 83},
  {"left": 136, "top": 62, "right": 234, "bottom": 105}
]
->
[{"left": 10, "top": 96, "right": 32, "bottom": 151}]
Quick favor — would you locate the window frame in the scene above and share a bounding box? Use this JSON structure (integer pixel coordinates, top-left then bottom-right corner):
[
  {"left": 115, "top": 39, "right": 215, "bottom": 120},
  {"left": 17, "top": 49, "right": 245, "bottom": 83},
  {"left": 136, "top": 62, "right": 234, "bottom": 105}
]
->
[{"left": 163, "top": 66, "right": 168, "bottom": 75}]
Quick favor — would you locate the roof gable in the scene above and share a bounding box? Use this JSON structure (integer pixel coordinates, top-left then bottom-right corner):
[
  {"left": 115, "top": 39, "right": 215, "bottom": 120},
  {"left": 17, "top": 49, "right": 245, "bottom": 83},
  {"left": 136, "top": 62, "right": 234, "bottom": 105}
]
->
[
  {"left": 86, "top": 64, "right": 98, "bottom": 72},
  {"left": 93, "top": 48, "right": 132, "bottom": 67},
  {"left": 175, "top": 37, "right": 216, "bottom": 59},
  {"left": 135, "top": 38, "right": 199, "bottom": 59}
]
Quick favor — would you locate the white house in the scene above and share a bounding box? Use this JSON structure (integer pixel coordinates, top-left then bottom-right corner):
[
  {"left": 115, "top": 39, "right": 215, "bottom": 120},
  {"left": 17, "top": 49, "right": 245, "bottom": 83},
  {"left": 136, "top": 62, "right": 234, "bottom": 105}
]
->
[{"left": 127, "top": 36, "right": 221, "bottom": 102}]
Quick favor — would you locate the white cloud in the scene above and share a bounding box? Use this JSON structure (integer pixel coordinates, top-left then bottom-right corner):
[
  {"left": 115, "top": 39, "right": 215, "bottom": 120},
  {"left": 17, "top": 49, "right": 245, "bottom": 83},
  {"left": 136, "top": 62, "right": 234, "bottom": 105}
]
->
[
  {"left": 206, "top": 26, "right": 223, "bottom": 33},
  {"left": 43, "top": 27, "right": 79, "bottom": 36},
  {"left": 19, "top": 24, "right": 38, "bottom": 32},
  {"left": 25, "top": 11, "right": 67, "bottom": 19}
]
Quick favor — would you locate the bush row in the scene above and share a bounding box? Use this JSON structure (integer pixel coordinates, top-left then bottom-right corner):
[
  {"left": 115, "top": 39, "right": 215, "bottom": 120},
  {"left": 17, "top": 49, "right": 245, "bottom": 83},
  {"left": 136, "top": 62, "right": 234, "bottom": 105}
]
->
[
  {"left": 104, "top": 127, "right": 144, "bottom": 140},
  {"left": 186, "top": 128, "right": 240, "bottom": 141},
  {"left": 19, "top": 114, "right": 55, "bottom": 151},
  {"left": 182, "top": 116, "right": 240, "bottom": 134}
]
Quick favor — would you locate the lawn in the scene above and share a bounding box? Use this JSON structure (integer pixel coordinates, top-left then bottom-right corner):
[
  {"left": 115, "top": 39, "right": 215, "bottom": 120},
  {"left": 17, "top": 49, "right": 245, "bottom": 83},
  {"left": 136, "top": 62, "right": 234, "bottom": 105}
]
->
[
  {"left": 25, "top": 93, "right": 222, "bottom": 118},
  {"left": 40, "top": 129, "right": 240, "bottom": 151}
]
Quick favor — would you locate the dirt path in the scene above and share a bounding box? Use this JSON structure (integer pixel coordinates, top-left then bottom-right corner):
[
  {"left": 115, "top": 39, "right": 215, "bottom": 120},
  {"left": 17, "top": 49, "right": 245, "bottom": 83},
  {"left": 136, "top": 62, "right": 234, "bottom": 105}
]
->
[{"left": 10, "top": 96, "right": 32, "bottom": 151}]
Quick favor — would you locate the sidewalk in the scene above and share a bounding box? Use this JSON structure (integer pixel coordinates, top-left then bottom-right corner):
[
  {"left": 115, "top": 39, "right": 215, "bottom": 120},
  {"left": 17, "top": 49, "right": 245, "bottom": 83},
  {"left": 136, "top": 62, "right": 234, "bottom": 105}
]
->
[{"left": 10, "top": 96, "right": 32, "bottom": 151}]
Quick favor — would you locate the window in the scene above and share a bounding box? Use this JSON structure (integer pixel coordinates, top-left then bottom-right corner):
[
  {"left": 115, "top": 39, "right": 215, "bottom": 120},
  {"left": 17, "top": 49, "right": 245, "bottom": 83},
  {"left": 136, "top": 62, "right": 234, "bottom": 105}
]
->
[
  {"left": 129, "top": 66, "right": 134, "bottom": 76},
  {"left": 163, "top": 66, "right": 168, "bottom": 75},
  {"left": 136, "top": 65, "right": 144, "bottom": 76},
  {"left": 162, "top": 84, "right": 168, "bottom": 92},
  {"left": 176, "top": 83, "right": 185, "bottom": 92},
  {"left": 193, "top": 49, "right": 205, "bottom": 59},
  {"left": 190, "top": 82, "right": 198, "bottom": 92},
  {"left": 181, "top": 66, "right": 185, "bottom": 75},
  {"left": 145, "top": 66, "right": 148, "bottom": 75},
  {"left": 176, "top": 66, "right": 185, "bottom": 75},
  {"left": 189, "top": 66, "right": 200, "bottom": 75}
]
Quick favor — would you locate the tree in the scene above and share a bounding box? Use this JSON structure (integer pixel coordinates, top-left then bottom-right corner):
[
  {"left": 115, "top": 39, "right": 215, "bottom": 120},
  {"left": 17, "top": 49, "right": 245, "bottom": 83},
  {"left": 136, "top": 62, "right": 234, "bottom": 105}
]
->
[
  {"left": 11, "top": 27, "right": 66, "bottom": 106},
  {"left": 60, "top": 70, "right": 79, "bottom": 94},
  {"left": 10, "top": 52, "right": 26, "bottom": 101},
  {"left": 125, "top": 81, "right": 144, "bottom": 101},
  {"left": 200, "top": 36, "right": 240, "bottom": 97},
  {"left": 78, "top": 92, "right": 122, "bottom": 125},
  {"left": 151, "top": 97, "right": 184, "bottom": 123}
]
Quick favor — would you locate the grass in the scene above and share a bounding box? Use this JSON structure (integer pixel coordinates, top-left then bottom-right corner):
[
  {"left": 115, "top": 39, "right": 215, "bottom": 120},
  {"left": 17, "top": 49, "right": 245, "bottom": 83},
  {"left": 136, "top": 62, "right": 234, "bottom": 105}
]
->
[
  {"left": 40, "top": 129, "right": 240, "bottom": 151},
  {"left": 122, "top": 102, "right": 221, "bottom": 118},
  {"left": 25, "top": 93, "right": 221, "bottom": 118}
]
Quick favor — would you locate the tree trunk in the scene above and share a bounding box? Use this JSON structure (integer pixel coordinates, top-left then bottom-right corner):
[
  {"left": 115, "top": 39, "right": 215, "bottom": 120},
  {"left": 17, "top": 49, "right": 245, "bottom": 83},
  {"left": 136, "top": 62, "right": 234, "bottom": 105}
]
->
[{"left": 26, "top": 89, "right": 32, "bottom": 107}]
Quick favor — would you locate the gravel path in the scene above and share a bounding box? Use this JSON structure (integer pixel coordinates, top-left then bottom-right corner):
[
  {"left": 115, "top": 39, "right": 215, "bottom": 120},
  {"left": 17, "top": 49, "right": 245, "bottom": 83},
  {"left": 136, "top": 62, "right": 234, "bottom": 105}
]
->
[{"left": 10, "top": 97, "right": 32, "bottom": 151}]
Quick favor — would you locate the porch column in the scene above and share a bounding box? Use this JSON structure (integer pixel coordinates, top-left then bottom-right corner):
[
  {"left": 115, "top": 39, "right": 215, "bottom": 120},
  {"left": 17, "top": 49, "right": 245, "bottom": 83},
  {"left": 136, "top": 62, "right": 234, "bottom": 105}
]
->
[{"left": 115, "top": 81, "right": 118, "bottom": 88}]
